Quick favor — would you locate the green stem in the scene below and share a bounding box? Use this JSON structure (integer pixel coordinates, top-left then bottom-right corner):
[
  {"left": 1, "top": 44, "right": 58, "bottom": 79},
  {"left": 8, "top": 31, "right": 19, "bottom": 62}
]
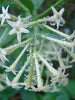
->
[
  {"left": 25, "top": 59, "right": 34, "bottom": 89},
  {"left": 40, "top": 34, "right": 73, "bottom": 48},
  {"left": 37, "top": 0, "right": 68, "bottom": 19},
  {"left": 9, "top": 14, "right": 31, "bottom": 22},
  {"left": 6, "top": 43, "right": 29, "bottom": 72},
  {"left": 34, "top": 54, "right": 43, "bottom": 88},
  {"left": 58, "top": 43, "right": 75, "bottom": 59},
  {"left": 24, "top": 17, "right": 50, "bottom": 28},
  {"left": 0, "top": 28, "right": 9, "bottom": 43},
  {"left": 4, "top": 38, "right": 31, "bottom": 54},
  {"left": 52, "top": 43, "right": 65, "bottom": 68},
  {"left": 43, "top": 24, "right": 70, "bottom": 40},
  {"left": 12, "top": 55, "right": 31, "bottom": 83},
  {"left": 38, "top": 53, "right": 57, "bottom": 76}
]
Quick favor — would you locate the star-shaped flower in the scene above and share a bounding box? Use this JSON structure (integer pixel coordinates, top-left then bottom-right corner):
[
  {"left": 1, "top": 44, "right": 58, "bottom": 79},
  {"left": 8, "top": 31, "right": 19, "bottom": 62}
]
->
[
  {"left": 7, "top": 16, "right": 30, "bottom": 42},
  {"left": 0, "top": 6, "right": 10, "bottom": 25},
  {"left": 0, "top": 48, "right": 8, "bottom": 63},
  {"left": 50, "top": 6, "right": 65, "bottom": 29},
  {"left": 30, "top": 85, "right": 51, "bottom": 92},
  {"left": 51, "top": 68, "right": 68, "bottom": 86},
  {"left": 6, "top": 76, "right": 25, "bottom": 89}
]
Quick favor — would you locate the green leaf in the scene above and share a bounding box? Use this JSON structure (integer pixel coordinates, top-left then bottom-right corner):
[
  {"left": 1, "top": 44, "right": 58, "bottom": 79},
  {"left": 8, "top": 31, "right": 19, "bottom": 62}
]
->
[
  {"left": 39, "top": 24, "right": 63, "bottom": 40},
  {"left": 0, "top": 27, "right": 16, "bottom": 48},
  {"left": 56, "top": 88, "right": 70, "bottom": 100},
  {"left": 65, "top": 79, "right": 75, "bottom": 99},
  {"left": 31, "top": 0, "right": 44, "bottom": 10},
  {"left": 0, "top": 87, "right": 17, "bottom": 100},
  {"left": 19, "top": 0, "right": 34, "bottom": 14},
  {"left": 39, "top": 24, "right": 52, "bottom": 33},
  {"left": 0, "top": 0, "right": 17, "bottom": 9},
  {"left": 20, "top": 89, "right": 37, "bottom": 100},
  {"left": 71, "top": 64, "right": 75, "bottom": 77},
  {"left": 43, "top": 92, "right": 58, "bottom": 100}
]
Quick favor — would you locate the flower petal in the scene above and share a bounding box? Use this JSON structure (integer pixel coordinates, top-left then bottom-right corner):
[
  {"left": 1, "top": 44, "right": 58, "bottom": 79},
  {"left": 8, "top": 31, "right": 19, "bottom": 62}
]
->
[
  {"left": 20, "top": 28, "right": 30, "bottom": 33},
  {"left": 59, "top": 8, "right": 64, "bottom": 16},
  {"left": 51, "top": 6, "right": 57, "bottom": 14},
  {"left": 6, "top": 76, "right": 11, "bottom": 86},
  {"left": 0, "top": 14, "right": 3, "bottom": 18},
  {"left": 6, "top": 14, "right": 10, "bottom": 19},
  {"left": 56, "top": 20, "right": 60, "bottom": 29},
  {"left": 17, "top": 15, "right": 21, "bottom": 26},
  {"left": 49, "top": 15, "right": 56, "bottom": 21},
  {"left": 1, "top": 17, "right": 5, "bottom": 25},
  {"left": 7, "top": 20, "right": 16, "bottom": 27},
  {"left": 6, "top": 5, "right": 9, "bottom": 12},
  {"left": 60, "top": 18, "right": 65, "bottom": 26},
  {"left": 17, "top": 33, "right": 21, "bottom": 42},
  {"left": 2, "top": 6, "right": 5, "bottom": 13},
  {"left": 9, "top": 29, "right": 15, "bottom": 35}
]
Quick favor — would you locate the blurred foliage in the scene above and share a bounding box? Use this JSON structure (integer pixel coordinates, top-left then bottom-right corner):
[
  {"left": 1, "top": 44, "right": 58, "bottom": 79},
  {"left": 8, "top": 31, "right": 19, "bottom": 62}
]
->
[{"left": 0, "top": 0, "right": 75, "bottom": 100}]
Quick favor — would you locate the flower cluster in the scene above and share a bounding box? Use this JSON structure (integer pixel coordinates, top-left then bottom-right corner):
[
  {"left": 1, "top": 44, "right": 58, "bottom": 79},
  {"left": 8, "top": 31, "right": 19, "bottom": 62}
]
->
[{"left": 0, "top": 5, "right": 74, "bottom": 92}]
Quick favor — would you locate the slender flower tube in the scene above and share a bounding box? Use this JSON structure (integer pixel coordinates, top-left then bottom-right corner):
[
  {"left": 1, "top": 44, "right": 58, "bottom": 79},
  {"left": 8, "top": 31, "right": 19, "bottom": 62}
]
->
[
  {"left": 6, "top": 43, "right": 29, "bottom": 72},
  {"left": 52, "top": 43, "right": 65, "bottom": 68},
  {"left": 11, "top": 55, "right": 31, "bottom": 84},
  {"left": 24, "top": 17, "right": 50, "bottom": 28},
  {"left": 4, "top": 38, "right": 31, "bottom": 54},
  {"left": 25, "top": 59, "right": 34, "bottom": 89},
  {"left": 38, "top": 53, "right": 58, "bottom": 76},
  {"left": 34, "top": 53, "right": 43, "bottom": 88},
  {"left": 43, "top": 24, "right": 70, "bottom": 40},
  {"left": 0, "top": 28, "right": 9, "bottom": 43},
  {"left": 6, "top": 76, "right": 25, "bottom": 89},
  {"left": 40, "top": 34, "right": 73, "bottom": 48}
]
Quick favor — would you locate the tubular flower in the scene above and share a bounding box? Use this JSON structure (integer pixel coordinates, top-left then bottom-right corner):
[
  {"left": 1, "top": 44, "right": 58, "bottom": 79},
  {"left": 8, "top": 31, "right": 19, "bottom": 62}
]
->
[
  {"left": 7, "top": 16, "right": 30, "bottom": 42},
  {"left": 6, "top": 76, "right": 25, "bottom": 89},
  {"left": 51, "top": 68, "right": 69, "bottom": 86},
  {"left": 0, "top": 6, "right": 10, "bottom": 25},
  {"left": 50, "top": 6, "right": 65, "bottom": 29}
]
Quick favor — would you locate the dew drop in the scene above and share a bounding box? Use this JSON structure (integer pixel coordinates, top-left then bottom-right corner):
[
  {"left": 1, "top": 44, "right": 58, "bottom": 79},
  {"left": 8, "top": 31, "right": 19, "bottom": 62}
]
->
[
  {"left": 30, "top": 42, "right": 33, "bottom": 45},
  {"left": 42, "top": 22, "right": 46, "bottom": 25},
  {"left": 50, "top": 21, "right": 56, "bottom": 26},
  {"left": 60, "top": 22, "right": 64, "bottom": 26}
]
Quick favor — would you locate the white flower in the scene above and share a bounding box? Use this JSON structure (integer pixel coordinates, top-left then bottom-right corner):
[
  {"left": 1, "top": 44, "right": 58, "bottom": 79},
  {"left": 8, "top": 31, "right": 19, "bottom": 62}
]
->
[
  {"left": 0, "top": 48, "right": 8, "bottom": 63},
  {"left": 51, "top": 68, "right": 68, "bottom": 86},
  {"left": 50, "top": 6, "right": 65, "bottom": 29},
  {"left": 0, "top": 6, "right": 10, "bottom": 25},
  {"left": 2, "top": 65, "right": 17, "bottom": 75},
  {"left": 30, "top": 85, "right": 51, "bottom": 92},
  {"left": 7, "top": 16, "right": 30, "bottom": 42},
  {"left": 6, "top": 76, "right": 25, "bottom": 89}
]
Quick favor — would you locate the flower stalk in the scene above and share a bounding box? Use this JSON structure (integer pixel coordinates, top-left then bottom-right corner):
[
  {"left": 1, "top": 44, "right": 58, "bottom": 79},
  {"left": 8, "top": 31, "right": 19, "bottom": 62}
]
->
[
  {"left": 43, "top": 24, "right": 70, "bottom": 39},
  {"left": 6, "top": 43, "right": 29, "bottom": 72},
  {"left": 0, "top": 28, "right": 9, "bottom": 43},
  {"left": 25, "top": 59, "right": 34, "bottom": 89},
  {"left": 52, "top": 43, "right": 65, "bottom": 68},
  {"left": 40, "top": 34, "right": 73, "bottom": 48},
  {"left": 34, "top": 53, "right": 43, "bottom": 88},
  {"left": 11, "top": 55, "right": 31, "bottom": 83},
  {"left": 4, "top": 38, "right": 31, "bottom": 54},
  {"left": 38, "top": 53, "right": 58, "bottom": 76}
]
